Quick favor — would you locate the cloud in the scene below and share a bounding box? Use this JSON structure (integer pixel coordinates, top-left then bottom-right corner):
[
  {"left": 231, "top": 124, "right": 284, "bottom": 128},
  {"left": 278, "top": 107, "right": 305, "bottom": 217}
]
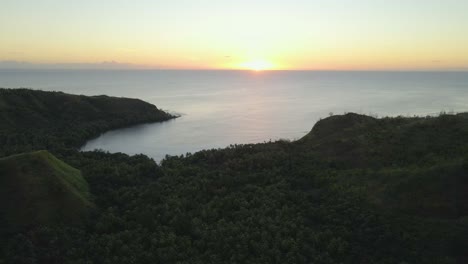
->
[
  {"left": 0, "top": 60, "right": 30, "bottom": 67},
  {"left": 0, "top": 60, "right": 151, "bottom": 70}
]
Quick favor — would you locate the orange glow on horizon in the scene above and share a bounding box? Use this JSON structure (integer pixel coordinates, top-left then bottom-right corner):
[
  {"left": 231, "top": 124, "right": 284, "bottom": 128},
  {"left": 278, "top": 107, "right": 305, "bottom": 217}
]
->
[
  {"left": 1, "top": 1, "right": 467, "bottom": 71},
  {"left": 236, "top": 60, "right": 277, "bottom": 71},
  {"left": 240, "top": 60, "right": 274, "bottom": 71}
]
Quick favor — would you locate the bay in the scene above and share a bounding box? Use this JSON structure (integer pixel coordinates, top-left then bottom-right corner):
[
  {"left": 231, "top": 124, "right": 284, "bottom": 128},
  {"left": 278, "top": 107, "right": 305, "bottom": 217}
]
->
[{"left": 1, "top": 70, "right": 467, "bottom": 160}]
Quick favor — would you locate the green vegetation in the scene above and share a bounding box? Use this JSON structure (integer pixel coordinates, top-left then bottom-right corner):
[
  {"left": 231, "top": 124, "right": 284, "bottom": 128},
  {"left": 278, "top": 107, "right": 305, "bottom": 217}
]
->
[
  {"left": 0, "top": 150, "right": 92, "bottom": 234},
  {"left": 0, "top": 90, "right": 467, "bottom": 263},
  {"left": 0, "top": 88, "right": 175, "bottom": 156},
  {"left": 299, "top": 113, "right": 468, "bottom": 218}
]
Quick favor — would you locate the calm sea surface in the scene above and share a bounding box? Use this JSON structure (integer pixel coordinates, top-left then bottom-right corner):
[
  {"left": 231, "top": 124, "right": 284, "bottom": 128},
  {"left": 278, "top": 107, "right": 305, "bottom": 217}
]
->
[{"left": 1, "top": 70, "right": 468, "bottom": 160}]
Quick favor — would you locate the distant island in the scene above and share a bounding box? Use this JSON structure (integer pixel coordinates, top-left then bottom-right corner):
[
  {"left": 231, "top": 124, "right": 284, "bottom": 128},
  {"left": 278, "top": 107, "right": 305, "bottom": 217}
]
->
[{"left": 0, "top": 89, "right": 466, "bottom": 263}]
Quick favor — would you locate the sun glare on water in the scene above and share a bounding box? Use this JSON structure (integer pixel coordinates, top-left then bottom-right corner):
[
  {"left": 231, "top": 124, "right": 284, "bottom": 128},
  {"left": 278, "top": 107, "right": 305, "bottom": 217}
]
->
[{"left": 240, "top": 60, "right": 275, "bottom": 71}]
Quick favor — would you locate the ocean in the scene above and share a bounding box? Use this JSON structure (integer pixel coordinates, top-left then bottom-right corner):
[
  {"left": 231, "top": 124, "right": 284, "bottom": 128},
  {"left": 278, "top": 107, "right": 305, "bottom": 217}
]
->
[{"left": 1, "top": 69, "right": 467, "bottom": 161}]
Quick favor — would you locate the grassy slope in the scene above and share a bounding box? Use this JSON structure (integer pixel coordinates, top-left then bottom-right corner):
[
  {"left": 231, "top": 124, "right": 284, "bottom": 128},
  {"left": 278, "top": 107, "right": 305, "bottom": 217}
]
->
[{"left": 0, "top": 150, "right": 92, "bottom": 234}]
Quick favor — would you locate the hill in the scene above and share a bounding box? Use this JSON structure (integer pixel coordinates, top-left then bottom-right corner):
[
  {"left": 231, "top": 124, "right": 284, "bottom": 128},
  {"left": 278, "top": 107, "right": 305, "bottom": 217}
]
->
[
  {"left": 1, "top": 90, "right": 467, "bottom": 263},
  {"left": 0, "top": 150, "right": 92, "bottom": 234},
  {"left": 299, "top": 113, "right": 468, "bottom": 219},
  {"left": 0, "top": 88, "right": 175, "bottom": 156},
  {"left": 300, "top": 112, "right": 468, "bottom": 167}
]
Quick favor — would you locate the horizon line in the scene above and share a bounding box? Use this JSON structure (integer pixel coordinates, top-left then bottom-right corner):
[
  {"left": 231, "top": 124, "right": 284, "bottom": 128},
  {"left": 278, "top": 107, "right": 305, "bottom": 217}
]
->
[
  {"left": 0, "top": 61, "right": 467, "bottom": 72},
  {"left": 0, "top": 68, "right": 467, "bottom": 72}
]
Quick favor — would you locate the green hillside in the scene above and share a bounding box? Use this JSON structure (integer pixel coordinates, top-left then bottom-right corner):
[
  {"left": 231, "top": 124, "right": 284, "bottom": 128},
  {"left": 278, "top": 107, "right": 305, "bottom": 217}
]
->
[
  {"left": 1, "top": 89, "right": 467, "bottom": 263},
  {"left": 0, "top": 150, "right": 92, "bottom": 234},
  {"left": 0, "top": 88, "right": 175, "bottom": 156},
  {"left": 57, "top": 112, "right": 462, "bottom": 263},
  {"left": 301, "top": 113, "right": 468, "bottom": 166},
  {"left": 299, "top": 113, "right": 468, "bottom": 219}
]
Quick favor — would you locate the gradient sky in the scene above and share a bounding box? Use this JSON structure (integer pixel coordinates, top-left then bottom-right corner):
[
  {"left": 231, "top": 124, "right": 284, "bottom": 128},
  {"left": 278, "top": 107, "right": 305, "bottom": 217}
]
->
[{"left": 1, "top": 0, "right": 467, "bottom": 70}]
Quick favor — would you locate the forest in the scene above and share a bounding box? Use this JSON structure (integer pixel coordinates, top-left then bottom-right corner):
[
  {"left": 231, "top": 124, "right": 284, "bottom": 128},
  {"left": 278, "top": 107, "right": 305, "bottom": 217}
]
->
[
  {"left": 0, "top": 88, "right": 175, "bottom": 156},
  {"left": 0, "top": 89, "right": 467, "bottom": 263}
]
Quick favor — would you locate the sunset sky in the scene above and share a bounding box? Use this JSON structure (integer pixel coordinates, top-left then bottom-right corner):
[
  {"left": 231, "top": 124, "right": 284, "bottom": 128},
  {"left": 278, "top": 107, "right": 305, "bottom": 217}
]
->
[{"left": 1, "top": 0, "right": 467, "bottom": 70}]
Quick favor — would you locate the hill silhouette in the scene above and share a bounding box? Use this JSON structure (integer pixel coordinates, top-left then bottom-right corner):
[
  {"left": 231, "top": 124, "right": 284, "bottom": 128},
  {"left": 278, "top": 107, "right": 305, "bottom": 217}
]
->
[
  {"left": 300, "top": 113, "right": 468, "bottom": 219},
  {"left": 0, "top": 88, "right": 175, "bottom": 156}
]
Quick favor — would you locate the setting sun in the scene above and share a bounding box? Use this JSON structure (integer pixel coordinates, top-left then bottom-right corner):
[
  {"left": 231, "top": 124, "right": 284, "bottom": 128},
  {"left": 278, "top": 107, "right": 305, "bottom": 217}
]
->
[{"left": 239, "top": 60, "right": 275, "bottom": 71}]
